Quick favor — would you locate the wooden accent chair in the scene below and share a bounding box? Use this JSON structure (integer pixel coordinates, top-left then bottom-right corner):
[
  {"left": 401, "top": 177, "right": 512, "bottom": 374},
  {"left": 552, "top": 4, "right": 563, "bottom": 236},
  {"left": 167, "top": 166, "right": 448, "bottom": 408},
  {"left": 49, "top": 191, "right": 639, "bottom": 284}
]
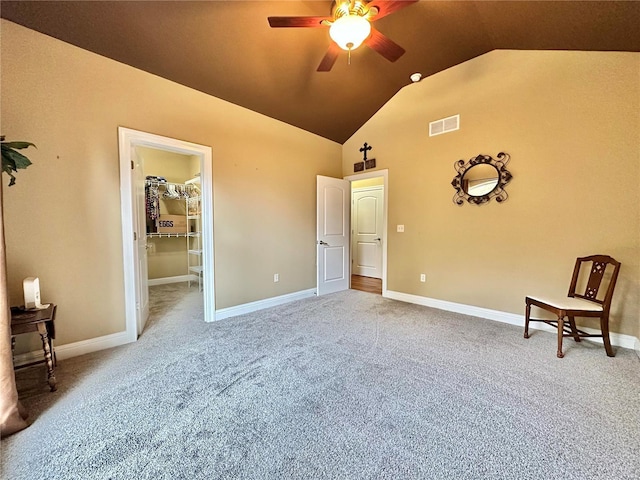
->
[{"left": 524, "top": 255, "right": 621, "bottom": 358}]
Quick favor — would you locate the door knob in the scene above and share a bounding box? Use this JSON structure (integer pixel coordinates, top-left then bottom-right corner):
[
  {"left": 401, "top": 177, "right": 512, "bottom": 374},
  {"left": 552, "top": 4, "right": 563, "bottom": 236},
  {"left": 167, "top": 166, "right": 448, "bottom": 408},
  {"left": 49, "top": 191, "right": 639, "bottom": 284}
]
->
[{"left": 318, "top": 240, "right": 329, "bottom": 245}]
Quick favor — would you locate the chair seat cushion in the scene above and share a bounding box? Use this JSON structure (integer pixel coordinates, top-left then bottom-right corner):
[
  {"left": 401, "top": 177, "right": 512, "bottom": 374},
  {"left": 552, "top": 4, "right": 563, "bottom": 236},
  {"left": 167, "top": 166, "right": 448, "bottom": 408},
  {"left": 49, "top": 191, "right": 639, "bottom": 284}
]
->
[{"left": 527, "top": 295, "right": 603, "bottom": 312}]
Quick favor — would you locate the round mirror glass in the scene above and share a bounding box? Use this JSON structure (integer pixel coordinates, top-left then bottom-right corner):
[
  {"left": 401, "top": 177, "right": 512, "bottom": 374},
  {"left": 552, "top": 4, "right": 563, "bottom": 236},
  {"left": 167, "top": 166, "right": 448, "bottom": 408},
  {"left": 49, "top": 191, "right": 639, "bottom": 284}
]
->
[{"left": 462, "top": 164, "right": 499, "bottom": 197}]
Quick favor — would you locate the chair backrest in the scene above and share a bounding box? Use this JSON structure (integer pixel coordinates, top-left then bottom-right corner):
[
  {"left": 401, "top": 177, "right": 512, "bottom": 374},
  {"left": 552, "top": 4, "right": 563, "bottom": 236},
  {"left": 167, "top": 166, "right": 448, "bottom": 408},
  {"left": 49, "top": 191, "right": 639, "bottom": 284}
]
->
[{"left": 568, "top": 255, "right": 621, "bottom": 312}]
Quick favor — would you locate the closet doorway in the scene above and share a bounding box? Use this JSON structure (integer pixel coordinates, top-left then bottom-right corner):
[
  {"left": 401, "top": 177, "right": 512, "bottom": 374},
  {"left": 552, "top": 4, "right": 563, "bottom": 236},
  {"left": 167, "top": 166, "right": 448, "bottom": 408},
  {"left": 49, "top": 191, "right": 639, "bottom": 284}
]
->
[
  {"left": 118, "top": 128, "right": 215, "bottom": 342},
  {"left": 138, "top": 146, "right": 203, "bottom": 312}
]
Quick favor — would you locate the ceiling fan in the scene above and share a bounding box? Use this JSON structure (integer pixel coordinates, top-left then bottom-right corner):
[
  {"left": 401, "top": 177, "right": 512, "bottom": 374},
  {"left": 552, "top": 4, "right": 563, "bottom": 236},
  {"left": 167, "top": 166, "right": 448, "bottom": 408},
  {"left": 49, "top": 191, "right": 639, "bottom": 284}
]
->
[{"left": 268, "top": 0, "right": 418, "bottom": 72}]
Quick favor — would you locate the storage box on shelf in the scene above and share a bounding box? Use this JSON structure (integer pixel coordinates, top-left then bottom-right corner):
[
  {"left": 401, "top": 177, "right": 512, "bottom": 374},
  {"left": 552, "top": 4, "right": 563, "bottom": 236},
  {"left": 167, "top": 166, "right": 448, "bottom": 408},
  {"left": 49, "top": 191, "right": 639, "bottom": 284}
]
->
[
  {"left": 157, "top": 214, "right": 187, "bottom": 234},
  {"left": 146, "top": 179, "right": 189, "bottom": 236}
]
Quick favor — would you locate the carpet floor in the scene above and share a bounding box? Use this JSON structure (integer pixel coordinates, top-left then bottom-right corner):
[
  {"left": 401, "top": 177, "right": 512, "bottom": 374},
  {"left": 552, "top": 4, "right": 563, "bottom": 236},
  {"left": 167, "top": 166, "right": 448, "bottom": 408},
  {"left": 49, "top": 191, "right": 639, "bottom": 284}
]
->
[{"left": 2, "top": 285, "right": 639, "bottom": 479}]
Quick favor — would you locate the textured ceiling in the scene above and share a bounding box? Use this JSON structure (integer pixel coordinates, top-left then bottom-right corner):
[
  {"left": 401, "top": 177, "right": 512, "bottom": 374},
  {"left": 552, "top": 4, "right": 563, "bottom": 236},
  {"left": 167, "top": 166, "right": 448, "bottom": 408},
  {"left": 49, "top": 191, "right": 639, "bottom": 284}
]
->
[{"left": 2, "top": 1, "right": 639, "bottom": 144}]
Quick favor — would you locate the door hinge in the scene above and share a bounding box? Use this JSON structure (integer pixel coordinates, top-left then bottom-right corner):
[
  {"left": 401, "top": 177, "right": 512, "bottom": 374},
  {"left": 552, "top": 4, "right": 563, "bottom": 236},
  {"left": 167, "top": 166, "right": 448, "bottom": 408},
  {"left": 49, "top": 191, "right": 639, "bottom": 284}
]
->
[
  {"left": 131, "top": 160, "right": 134, "bottom": 170},
  {"left": 134, "top": 231, "right": 137, "bottom": 241}
]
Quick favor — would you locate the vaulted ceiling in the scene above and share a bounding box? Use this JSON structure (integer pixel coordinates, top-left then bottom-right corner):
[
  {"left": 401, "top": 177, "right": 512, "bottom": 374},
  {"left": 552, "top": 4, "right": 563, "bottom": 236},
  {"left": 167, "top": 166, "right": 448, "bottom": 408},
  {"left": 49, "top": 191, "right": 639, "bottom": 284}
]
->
[{"left": 2, "top": 1, "right": 639, "bottom": 144}]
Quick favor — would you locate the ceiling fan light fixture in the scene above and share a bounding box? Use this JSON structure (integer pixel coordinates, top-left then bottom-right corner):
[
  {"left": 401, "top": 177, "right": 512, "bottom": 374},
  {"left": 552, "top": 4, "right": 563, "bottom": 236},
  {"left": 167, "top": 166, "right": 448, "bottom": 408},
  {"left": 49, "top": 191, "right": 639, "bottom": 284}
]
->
[{"left": 329, "top": 14, "right": 371, "bottom": 51}]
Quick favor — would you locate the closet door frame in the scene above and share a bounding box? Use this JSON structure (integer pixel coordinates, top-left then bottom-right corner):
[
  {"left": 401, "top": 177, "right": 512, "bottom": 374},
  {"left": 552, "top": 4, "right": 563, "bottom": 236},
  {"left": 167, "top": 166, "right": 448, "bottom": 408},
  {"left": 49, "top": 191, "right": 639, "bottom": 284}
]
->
[{"left": 118, "top": 127, "right": 215, "bottom": 342}]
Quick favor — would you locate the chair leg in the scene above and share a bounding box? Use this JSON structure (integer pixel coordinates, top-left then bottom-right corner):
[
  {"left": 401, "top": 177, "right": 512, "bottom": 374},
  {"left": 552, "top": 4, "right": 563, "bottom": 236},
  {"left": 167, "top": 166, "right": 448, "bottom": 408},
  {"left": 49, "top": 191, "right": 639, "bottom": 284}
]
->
[
  {"left": 557, "top": 315, "right": 565, "bottom": 358},
  {"left": 600, "top": 315, "right": 615, "bottom": 357},
  {"left": 524, "top": 301, "right": 531, "bottom": 339},
  {"left": 567, "top": 316, "right": 581, "bottom": 342}
]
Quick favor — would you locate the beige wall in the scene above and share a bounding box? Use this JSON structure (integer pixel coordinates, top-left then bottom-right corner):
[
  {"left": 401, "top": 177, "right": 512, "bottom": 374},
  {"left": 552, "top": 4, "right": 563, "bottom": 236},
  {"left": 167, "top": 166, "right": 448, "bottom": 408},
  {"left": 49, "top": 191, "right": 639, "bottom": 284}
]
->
[
  {"left": 147, "top": 237, "right": 188, "bottom": 280},
  {"left": 343, "top": 50, "right": 640, "bottom": 338},
  {"left": 352, "top": 177, "right": 384, "bottom": 189},
  {"left": 1, "top": 21, "right": 342, "bottom": 351},
  {"left": 188, "top": 155, "right": 200, "bottom": 181},
  {"left": 139, "top": 146, "right": 193, "bottom": 185}
]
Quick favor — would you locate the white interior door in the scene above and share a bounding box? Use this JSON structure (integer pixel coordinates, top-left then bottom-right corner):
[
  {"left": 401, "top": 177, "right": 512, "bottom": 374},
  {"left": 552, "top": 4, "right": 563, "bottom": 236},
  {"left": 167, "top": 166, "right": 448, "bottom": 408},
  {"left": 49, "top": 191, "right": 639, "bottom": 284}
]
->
[
  {"left": 132, "top": 147, "right": 150, "bottom": 335},
  {"left": 317, "top": 175, "right": 350, "bottom": 296},
  {"left": 351, "top": 186, "right": 384, "bottom": 278}
]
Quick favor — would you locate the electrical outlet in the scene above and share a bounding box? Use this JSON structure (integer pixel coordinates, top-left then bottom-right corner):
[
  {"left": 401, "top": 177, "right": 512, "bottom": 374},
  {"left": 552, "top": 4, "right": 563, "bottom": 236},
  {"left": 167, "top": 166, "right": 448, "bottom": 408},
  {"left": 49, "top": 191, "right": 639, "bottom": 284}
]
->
[
  {"left": 420, "top": 273, "right": 426, "bottom": 282},
  {"left": 274, "top": 273, "right": 279, "bottom": 283},
  {"left": 397, "top": 224, "right": 405, "bottom": 233}
]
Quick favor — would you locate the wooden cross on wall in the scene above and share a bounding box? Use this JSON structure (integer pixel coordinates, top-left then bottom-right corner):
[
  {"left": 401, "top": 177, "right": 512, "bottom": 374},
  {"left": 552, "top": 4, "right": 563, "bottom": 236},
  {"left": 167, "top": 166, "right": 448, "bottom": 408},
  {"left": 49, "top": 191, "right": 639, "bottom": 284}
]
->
[
  {"left": 359, "top": 142, "right": 372, "bottom": 161},
  {"left": 354, "top": 142, "right": 376, "bottom": 172}
]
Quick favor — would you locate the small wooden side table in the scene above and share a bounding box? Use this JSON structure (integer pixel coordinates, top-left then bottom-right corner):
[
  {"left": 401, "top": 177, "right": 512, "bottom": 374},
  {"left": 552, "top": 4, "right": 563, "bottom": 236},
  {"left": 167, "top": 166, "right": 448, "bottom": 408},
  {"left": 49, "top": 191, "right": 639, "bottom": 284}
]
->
[{"left": 10, "top": 304, "right": 57, "bottom": 392}]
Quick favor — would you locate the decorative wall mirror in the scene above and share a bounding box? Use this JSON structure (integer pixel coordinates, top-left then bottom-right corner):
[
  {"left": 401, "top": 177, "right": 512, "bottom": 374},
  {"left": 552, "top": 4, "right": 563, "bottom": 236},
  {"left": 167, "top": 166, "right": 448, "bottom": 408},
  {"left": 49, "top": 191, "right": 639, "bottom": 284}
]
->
[{"left": 451, "top": 152, "right": 512, "bottom": 205}]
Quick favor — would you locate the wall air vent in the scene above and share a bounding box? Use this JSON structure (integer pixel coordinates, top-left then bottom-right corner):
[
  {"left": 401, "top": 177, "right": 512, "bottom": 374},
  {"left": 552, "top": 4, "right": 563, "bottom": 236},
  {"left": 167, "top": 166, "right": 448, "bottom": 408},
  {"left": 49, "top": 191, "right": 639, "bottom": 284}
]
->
[{"left": 429, "top": 114, "right": 460, "bottom": 137}]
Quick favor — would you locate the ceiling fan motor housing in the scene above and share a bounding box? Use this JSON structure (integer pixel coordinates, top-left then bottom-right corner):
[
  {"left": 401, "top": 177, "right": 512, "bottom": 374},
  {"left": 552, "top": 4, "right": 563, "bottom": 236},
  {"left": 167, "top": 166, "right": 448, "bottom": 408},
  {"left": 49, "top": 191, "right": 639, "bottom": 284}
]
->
[{"left": 333, "top": 1, "right": 373, "bottom": 20}]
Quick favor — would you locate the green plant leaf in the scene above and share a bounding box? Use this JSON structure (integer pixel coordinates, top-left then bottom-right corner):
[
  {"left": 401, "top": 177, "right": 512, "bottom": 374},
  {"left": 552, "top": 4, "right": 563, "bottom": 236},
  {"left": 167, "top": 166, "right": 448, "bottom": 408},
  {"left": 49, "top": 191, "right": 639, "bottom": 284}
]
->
[
  {"left": 2, "top": 148, "right": 32, "bottom": 170},
  {"left": 2, "top": 154, "right": 17, "bottom": 171},
  {"left": 1, "top": 141, "right": 36, "bottom": 150},
  {"left": 1, "top": 138, "right": 35, "bottom": 186}
]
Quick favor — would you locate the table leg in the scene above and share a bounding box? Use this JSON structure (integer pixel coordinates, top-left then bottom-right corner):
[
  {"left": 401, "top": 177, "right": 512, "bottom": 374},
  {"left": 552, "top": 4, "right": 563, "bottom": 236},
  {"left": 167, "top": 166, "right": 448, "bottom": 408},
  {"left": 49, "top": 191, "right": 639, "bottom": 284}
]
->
[
  {"left": 36, "top": 323, "right": 57, "bottom": 392},
  {"left": 45, "top": 318, "right": 57, "bottom": 366}
]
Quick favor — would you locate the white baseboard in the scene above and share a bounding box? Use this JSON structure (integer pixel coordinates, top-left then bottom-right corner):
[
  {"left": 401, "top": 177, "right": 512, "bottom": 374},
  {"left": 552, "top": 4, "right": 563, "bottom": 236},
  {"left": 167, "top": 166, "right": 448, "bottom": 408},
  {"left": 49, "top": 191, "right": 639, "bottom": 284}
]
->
[
  {"left": 13, "top": 289, "right": 316, "bottom": 364},
  {"left": 385, "top": 290, "right": 639, "bottom": 351},
  {"left": 148, "top": 274, "right": 198, "bottom": 286},
  {"left": 15, "top": 289, "right": 637, "bottom": 365},
  {"left": 13, "top": 330, "right": 133, "bottom": 368},
  {"left": 215, "top": 288, "right": 317, "bottom": 321}
]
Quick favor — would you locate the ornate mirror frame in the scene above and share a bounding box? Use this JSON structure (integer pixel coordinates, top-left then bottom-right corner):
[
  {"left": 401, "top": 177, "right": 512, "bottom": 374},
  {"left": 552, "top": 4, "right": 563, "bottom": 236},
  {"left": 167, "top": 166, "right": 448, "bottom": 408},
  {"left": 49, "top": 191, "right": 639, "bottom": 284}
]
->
[{"left": 451, "top": 152, "right": 512, "bottom": 206}]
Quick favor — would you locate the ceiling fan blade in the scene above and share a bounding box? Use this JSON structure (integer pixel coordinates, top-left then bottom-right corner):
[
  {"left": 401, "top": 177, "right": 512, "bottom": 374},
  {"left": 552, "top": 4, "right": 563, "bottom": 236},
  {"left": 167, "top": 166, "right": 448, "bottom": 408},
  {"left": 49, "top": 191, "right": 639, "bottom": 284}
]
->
[
  {"left": 268, "top": 16, "right": 332, "bottom": 28},
  {"left": 367, "top": 0, "right": 419, "bottom": 21},
  {"left": 317, "top": 43, "right": 342, "bottom": 72},
  {"left": 364, "top": 27, "right": 406, "bottom": 62}
]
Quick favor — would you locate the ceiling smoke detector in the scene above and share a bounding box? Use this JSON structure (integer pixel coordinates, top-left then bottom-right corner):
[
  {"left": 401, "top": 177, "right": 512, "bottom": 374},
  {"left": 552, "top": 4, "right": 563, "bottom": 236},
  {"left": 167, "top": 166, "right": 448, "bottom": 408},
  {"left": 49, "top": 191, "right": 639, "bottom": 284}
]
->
[{"left": 410, "top": 73, "right": 422, "bottom": 83}]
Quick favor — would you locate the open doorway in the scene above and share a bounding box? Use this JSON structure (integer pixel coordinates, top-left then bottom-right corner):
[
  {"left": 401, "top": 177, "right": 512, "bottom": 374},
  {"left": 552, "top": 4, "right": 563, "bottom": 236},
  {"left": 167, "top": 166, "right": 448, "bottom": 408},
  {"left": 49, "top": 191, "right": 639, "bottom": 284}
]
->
[
  {"left": 316, "top": 169, "right": 387, "bottom": 298},
  {"left": 136, "top": 146, "right": 203, "bottom": 317},
  {"left": 118, "top": 127, "right": 215, "bottom": 343},
  {"left": 350, "top": 176, "right": 384, "bottom": 295}
]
